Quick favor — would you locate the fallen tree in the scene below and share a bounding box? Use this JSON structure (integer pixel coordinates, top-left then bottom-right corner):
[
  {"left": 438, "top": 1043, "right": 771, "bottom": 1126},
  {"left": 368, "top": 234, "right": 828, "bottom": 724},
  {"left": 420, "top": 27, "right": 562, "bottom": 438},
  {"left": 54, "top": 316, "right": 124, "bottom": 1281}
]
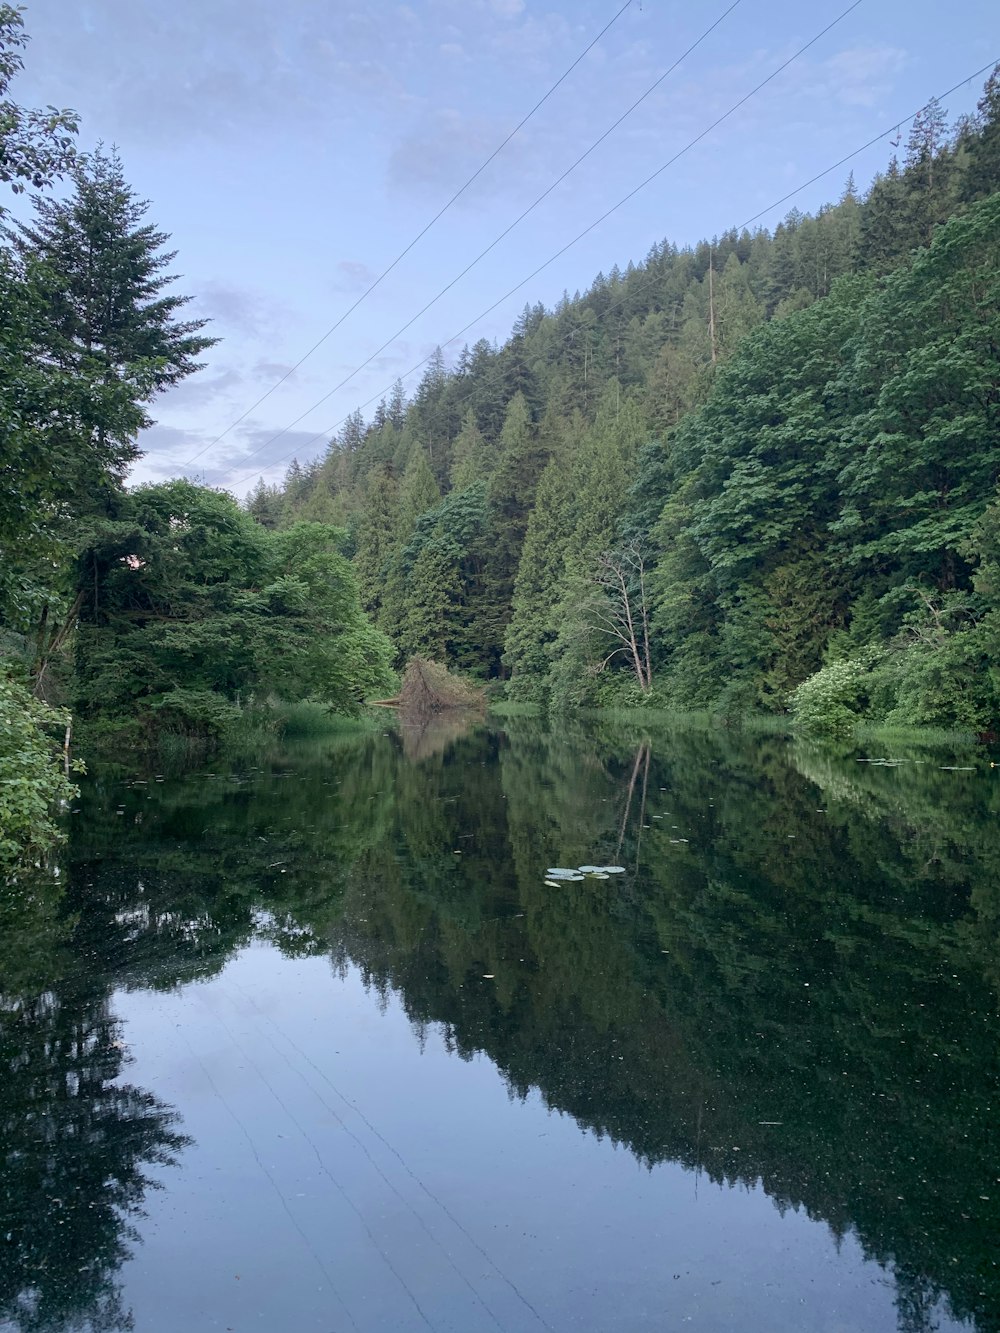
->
[{"left": 371, "top": 657, "right": 485, "bottom": 720}]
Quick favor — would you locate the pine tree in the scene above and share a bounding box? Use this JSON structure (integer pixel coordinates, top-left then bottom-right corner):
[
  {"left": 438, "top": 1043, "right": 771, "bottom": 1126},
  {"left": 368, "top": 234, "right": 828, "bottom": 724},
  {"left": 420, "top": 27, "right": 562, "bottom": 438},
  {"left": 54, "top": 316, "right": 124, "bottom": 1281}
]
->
[
  {"left": 397, "top": 448, "right": 440, "bottom": 540},
  {"left": 504, "top": 456, "right": 575, "bottom": 698},
  {"left": 9, "top": 146, "right": 214, "bottom": 405},
  {"left": 961, "top": 64, "right": 1000, "bottom": 202},
  {"left": 449, "top": 408, "right": 494, "bottom": 491},
  {"left": 4, "top": 146, "right": 216, "bottom": 689},
  {"left": 354, "top": 465, "right": 401, "bottom": 615}
]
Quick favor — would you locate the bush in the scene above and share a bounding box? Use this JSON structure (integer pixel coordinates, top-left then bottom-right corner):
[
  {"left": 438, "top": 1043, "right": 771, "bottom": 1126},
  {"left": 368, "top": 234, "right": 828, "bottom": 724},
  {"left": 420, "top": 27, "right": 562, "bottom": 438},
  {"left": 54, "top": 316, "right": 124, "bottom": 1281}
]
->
[
  {"left": 0, "top": 669, "right": 80, "bottom": 869},
  {"left": 148, "top": 687, "right": 242, "bottom": 742},
  {"left": 789, "top": 657, "right": 876, "bottom": 737}
]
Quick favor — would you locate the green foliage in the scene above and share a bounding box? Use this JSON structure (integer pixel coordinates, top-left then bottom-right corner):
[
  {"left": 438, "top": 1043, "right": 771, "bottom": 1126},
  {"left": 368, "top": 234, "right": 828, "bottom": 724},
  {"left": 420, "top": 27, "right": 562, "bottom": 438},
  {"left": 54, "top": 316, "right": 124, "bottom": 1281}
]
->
[
  {"left": 74, "top": 483, "right": 395, "bottom": 739},
  {"left": 0, "top": 5, "right": 78, "bottom": 198},
  {"left": 0, "top": 669, "right": 79, "bottom": 867},
  {"left": 788, "top": 656, "right": 879, "bottom": 736}
]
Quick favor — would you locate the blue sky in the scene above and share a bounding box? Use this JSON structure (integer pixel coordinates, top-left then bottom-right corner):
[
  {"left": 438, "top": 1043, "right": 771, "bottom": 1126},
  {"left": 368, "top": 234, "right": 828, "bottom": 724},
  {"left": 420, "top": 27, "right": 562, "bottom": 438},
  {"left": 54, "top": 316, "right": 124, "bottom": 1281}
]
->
[{"left": 11, "top": 0, "right": 1000, "bottom": 493}]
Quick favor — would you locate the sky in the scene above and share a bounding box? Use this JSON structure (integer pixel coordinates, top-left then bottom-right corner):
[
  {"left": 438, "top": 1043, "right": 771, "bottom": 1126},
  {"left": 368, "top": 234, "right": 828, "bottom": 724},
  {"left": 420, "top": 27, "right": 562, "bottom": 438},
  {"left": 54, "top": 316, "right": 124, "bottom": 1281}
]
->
[{"left": 9, "top": 0, "right": 1000, "bottom": 495}]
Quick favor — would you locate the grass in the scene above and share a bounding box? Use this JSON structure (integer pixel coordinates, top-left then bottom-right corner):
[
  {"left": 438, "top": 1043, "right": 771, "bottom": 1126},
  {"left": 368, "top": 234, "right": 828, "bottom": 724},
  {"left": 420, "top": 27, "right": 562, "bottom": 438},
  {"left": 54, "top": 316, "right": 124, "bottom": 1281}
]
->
[
  {"left": 853, "top": 720, "right": 979, "bottom": 749},
  {"left": 488, "top": 700, "right": 543, "bottom": 718},
  {"left": 574, "top": 704, "right": 796, "bottom": 736},
  {"left": 275, "top": 699, "right": 389, "bottom": 739}
]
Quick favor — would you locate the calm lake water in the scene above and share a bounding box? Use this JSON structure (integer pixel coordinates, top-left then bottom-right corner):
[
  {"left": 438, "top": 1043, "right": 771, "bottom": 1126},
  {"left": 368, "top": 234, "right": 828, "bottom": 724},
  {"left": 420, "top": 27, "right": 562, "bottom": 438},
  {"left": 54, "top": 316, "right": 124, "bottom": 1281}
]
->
[{"left": 2, "top": 718, "right": 999, "bottom": 1332}]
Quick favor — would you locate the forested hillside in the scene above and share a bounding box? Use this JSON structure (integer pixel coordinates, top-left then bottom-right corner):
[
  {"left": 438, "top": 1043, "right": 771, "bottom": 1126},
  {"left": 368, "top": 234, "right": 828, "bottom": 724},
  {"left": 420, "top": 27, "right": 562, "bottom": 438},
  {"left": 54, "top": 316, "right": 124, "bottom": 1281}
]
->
[{"left": 261, "top": 71, "right": 1000, "bottom": 732}]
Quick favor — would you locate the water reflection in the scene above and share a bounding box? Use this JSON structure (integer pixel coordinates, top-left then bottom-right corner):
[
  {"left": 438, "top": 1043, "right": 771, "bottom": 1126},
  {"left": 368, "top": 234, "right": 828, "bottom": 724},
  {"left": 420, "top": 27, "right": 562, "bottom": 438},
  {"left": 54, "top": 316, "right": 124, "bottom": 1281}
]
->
[
  {"left": 0, "top": 980, "right": 187, "bottom": 1332},
  {"left": 2, "top": 720, "right": 998, "bottom": 1330}
]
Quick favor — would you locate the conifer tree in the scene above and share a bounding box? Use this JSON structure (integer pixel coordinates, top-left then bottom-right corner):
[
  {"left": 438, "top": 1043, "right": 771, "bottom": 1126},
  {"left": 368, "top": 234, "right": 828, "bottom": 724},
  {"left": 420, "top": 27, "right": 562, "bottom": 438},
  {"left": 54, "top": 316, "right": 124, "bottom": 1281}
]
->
[
  {"left": 9, "top": 146, "right": 213, "bottom": 405},
  {"left": 354, "top": 465, "right": 401, "bottom": 615},
  {"left": 504, "top": 457, "right": 574, "bottom": 699},
  {"left": 449, "top": 408, "right": 493, "bottom": 491},
  {"left": 397, "top": 448, "right": 440, "bottom": 540}
]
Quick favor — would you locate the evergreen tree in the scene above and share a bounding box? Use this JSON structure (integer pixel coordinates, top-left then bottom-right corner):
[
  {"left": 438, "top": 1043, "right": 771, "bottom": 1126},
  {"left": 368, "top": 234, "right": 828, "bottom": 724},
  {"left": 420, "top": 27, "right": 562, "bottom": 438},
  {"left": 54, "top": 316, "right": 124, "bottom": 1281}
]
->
[
  {"left": 960, "top": 64, "right": 1000, "bottom": 202},
  {"left": 8, "top": 146, "right": 214, "bottom": 399},
  {"left": 397, "top": 447, "right": 440, "bottom": 540},
  {"left": 3, "top": 147, "right": 215, "bottom": 693},
  {"left": 504, "top": 457, "right": 575, "bottom": 699},
  {"left": 354, "top": 465, "right": 401, "bottom": 615},
  {"left": 449, "top": 408, "right": 494, "bottom": 491}
]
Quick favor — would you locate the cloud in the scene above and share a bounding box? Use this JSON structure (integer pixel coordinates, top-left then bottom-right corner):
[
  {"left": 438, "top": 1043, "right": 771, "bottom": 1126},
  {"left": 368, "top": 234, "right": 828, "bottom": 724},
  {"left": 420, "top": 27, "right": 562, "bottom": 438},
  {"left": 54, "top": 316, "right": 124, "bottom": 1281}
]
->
[
  {"left": 190, "top": 281, "right": 291, "bottom": 338},
  {"left": 331, "top": 259, "right": 378, "bottom": 293},
  {"left": 18, "top": 0, "right": 420, "bottom": 145},
  {"left": 820, "top": 44, "right": 908, "bottom": 108},
  {"left": 252, "top": 360, "right": 296, "bottom": 379},
  {"left": 131, "top": 418, "right": 328, "bottom": 495},
  {"left": 223, "top": 426, "right": 329, "bottom": 481},
  {"left": 490, "top": 0, "right": 525, "bottom": 15},
  {"left": 157, "top": 366, "right": 244, "bottom": 410},
  {"left": 387, "top": 107, "right": 531, "bottom": 198},
  {"left": 132, "top": 423, "right": 208, "bottom": 482}
]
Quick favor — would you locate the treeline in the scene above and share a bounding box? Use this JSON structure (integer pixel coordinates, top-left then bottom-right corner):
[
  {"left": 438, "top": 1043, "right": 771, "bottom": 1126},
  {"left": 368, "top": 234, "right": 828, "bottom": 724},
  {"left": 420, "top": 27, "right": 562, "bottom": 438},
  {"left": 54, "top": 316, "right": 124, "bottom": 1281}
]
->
[{"left": 261, "top": 73, "right": 1000, "bottom": 731}]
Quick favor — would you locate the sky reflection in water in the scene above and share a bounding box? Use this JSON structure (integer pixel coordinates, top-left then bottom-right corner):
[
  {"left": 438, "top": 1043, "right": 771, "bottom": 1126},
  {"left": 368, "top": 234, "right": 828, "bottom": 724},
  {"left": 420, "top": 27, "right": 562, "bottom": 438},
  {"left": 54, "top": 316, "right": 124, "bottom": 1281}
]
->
[{"left": 2, "top": 718, "right": 997, "bottom": 1332}]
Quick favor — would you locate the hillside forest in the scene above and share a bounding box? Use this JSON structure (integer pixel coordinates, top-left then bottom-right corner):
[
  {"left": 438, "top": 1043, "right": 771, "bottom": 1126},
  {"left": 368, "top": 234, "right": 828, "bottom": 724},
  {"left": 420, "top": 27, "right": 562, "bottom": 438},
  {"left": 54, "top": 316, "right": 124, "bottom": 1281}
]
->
[{"left": 1, "top": 0, "right": 1000, "bottom": 861}]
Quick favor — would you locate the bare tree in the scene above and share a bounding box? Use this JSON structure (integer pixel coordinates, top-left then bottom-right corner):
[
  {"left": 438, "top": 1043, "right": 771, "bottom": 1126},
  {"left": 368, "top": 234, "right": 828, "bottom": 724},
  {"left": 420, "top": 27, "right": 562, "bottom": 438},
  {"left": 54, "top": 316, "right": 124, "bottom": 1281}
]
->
[{"left": 585, "top": 540, "right": 653, "bottom": 692}]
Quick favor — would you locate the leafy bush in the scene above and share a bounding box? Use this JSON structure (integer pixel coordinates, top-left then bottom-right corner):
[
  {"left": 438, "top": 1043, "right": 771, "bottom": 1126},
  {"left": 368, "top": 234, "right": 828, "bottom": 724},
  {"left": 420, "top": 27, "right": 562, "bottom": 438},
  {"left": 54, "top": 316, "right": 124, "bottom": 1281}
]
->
[
  {"left": 148, "top": 687, "right": 243, "bottom": 741},
  {"left": 789, "top": 657, "right": 877, "bottom": 736},
  {"left": 0, "top": 670, "right": 79, "bottom": 868}
]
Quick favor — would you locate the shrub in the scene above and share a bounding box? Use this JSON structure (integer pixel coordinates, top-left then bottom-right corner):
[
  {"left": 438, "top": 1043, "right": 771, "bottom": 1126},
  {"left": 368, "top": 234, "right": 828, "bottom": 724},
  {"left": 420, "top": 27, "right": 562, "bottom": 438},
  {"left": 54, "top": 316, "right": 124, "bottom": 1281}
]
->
[
  {"left": 789, "top": 657, "right": 876, "bottom": 737},
  {"left": 0, "top": 669, "right": 80, "bottom": 868}
]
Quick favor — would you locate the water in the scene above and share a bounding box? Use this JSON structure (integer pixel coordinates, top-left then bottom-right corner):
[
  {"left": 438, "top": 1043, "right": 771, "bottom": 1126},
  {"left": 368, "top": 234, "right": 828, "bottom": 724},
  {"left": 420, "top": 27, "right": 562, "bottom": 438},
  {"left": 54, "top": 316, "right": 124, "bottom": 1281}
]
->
[{"left": 2, "top": 718, "right": 998, "bottom": 1332}]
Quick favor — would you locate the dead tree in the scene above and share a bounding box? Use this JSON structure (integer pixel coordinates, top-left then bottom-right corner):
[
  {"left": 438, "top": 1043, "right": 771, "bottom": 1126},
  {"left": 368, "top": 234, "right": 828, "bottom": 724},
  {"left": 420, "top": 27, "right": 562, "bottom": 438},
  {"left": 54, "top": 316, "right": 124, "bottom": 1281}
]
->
[{"left": 586, "top": 541, "right": 653, "bottom": 692}]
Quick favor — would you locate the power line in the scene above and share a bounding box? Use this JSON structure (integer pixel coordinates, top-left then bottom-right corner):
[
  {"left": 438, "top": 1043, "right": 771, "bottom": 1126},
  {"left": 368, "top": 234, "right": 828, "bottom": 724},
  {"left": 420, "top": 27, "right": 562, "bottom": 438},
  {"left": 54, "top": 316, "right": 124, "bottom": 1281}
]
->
[
  {"left": 178, "top": 0, "right": 636, "bottom": 469},
  {"left": 221, "top": 50, "right": 998, "bottom": 496},
  {"left": 220, "top": 0, "right": 865, "bottom": 489},
  {"left": 214, "top": 0, "right": 744, "bottom": 471}
]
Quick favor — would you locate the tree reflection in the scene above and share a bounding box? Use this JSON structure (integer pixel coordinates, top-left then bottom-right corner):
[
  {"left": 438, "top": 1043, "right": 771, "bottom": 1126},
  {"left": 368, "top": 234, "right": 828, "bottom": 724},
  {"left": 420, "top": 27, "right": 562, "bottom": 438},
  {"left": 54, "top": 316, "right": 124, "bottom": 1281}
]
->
[
  {"left": 3, "top": 721, "right": 999, "bottom": 1330},
  {"left": 0, "top": 979, "right": 187, "bottom": 1332}
]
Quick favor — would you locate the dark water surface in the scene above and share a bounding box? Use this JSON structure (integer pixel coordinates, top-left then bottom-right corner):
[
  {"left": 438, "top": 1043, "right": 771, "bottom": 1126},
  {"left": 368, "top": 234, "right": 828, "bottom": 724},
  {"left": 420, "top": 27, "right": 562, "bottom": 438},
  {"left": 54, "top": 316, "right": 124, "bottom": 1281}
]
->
[{"left": 2, "top": 718, "right": 999, "bottom": 1332}]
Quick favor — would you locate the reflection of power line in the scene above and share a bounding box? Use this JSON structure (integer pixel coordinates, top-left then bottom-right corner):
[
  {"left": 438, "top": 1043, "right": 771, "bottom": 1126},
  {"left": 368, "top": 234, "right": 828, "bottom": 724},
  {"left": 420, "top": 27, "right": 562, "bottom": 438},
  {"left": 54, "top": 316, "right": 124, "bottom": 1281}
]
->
[
  {"left": 224, "top": 984, "right": 507, "bottom": 1332},
  {"left": 212, "top": 1005, "right": 438, "bottom": 1332},
  {"left": 232, "top": 977, "right": 554, "bottom": 1332},
  {"left": 177, "top": 1023, "right": 360, "bottom": 1332},
  {"left": 209, "top": 0, "right": 744, "bottom": 475},
  {"left": 223, "top": 48, "right": 996, "bottom": 495},
  {"left": 179, "top": 0, "right": 636, "bottom": 470},
  {"left": 220, "top": 0, "right": 863, "bottom": 490}
]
